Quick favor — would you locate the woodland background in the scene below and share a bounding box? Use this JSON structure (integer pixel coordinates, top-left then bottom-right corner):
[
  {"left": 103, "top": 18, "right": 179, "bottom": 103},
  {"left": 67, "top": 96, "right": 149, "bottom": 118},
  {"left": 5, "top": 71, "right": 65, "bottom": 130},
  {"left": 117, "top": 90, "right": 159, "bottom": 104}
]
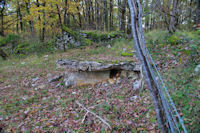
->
[{"left": 0, "top": 0, "right": 199, "bottom": 132}]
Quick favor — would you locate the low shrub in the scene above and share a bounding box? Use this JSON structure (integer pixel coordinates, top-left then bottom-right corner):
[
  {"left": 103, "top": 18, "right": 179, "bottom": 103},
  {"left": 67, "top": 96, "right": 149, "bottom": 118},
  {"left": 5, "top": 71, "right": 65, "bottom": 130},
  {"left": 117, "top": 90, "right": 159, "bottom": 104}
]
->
[
  {"left": 167, "top": 35, "right": 180, "bottom": 45},
  {"left": 0, "top": 34, "right": 19, "bottom": 47}
]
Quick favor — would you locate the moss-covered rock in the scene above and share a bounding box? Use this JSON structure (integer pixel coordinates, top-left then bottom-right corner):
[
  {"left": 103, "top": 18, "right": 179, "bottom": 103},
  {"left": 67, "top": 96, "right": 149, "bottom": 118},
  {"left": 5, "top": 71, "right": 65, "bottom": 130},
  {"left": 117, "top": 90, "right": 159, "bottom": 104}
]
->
[
  {"left": 62, "top": 25, "right": 92, "bottom": 46},
  {"left": 81, "top": 30, "right": 124, "bottom": 42},
  {"left": 121, "top": 52, "right": 133, "bottom": 57}
]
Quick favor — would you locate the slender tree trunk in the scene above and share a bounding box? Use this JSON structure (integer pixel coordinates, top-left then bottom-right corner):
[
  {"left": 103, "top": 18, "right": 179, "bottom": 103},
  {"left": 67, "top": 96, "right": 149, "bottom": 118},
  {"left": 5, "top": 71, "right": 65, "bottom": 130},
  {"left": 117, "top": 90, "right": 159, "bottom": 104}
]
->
[
  {"left": 36, "top": 0, "right": 42, "bottom": 41},
  {"left": 16, "top": 9, "right": 19, "bottom": 34},
  {"left": 95, "top": 0, "right": 100, "bottom": 30},
  {"left": 77, "top": 6, "right": 82, "bottom": 28},
  {"left": 121, "top": 0, "right": 126, "bottom": 32},
  {"left": 91, "top": 0, "right": 95, "bottom": 26},
  {"left": 56, "top": 4, "right": 63, "bottom": 32},
  {"left": 196, "top": 0, "right": 200, "bottom": 28},
  {"left": 17, "top": 1, "right": 23, "bottom": 32},
  {"left": 41, "top": 2, "right": 46, "bottom": 42},
  {"left": 25, "top": 0, "right": 33, "bottom": 33},
  {"left": 169, "top": 0, "right": 178, "bottom": 33},
  {"left": 110, "top": 0, "right": 113, "bottom": 31},
  {"left": 145, "top": 0, "right": 149, "bottom": 31},
  {"left": 0, "top": 1, "right": 5, "bottom": 36},
  {"left": 104, "top": 0, "right": 109, "bottom": 31},
  {"left": 64, "top": 0, "right": 68, "bottom": 25},
  {"left": 127, "top": 5, "right": 131, "bottom": 34},
  {"left": 118, "top": 0, "right": 122, "bottom": 30},
  {"left": 85, "top": 0, "right": 89, "bottom": 29}
]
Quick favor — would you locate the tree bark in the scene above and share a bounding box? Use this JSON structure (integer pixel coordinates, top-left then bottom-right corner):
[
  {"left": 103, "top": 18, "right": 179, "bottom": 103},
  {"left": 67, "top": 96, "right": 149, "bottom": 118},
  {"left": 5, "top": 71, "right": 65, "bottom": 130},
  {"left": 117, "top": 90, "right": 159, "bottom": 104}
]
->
[
  {"left": 104, "top": 0, "right": 109, "bottom": 31},
  {"left": 41, "top": 2, "right": 46, "bottom": 42},
  {"left": 196, "top": 0, "right": 200, "bottom": 27},
  {"left": 169, "top": 0, "right": 178, "bottom": 33},
  {"left": 17, "top": 1, "right": 23, "bottom": 32},
  {"left": 118, "top": 0, "right": 122, "bottom": 30},
  {"left": 120, "top": 0, "right": 126, "bottom": 32},
  {"left": 56, "top": 4, "right": 63, "bottom": 32},
  {"left": 0, "top": 0, "right": 6, "bottom": 36},
  {"left": 128, "top": 0, "right": 166, "bottom": 131},
  {"left": 25, "top": 0, "right": 33, "bottom": 33},
  {"left": 110, "top": 0, "right": 113, "bottom": 31}
]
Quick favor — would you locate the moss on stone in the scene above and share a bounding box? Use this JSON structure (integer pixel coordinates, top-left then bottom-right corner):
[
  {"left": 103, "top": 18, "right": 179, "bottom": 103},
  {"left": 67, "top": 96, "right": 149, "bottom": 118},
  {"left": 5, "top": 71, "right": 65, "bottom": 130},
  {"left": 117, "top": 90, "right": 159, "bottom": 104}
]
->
[
  {"left": 81, "top": 30, "right": 124, "bottom": 42},
  {"left": 121, "top": 52, "right": 133, "bottom": 57},
  {"left": 62, "top": 25, "right": 92, "bottom": 46}
]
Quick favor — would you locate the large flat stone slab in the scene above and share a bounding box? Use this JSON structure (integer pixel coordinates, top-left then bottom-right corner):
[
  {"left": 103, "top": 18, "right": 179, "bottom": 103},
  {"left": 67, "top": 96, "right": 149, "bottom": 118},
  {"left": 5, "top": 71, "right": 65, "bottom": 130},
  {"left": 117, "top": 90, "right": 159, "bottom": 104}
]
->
[{"left": 56, "top": 59, "right": 141, "bottom": 72}]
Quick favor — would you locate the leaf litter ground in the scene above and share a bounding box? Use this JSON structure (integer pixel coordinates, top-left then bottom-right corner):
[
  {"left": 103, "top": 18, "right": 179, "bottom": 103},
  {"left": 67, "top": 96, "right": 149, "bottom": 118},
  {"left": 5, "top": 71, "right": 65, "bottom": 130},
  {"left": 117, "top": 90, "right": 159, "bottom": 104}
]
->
[{"left": 0, "top": 46, "right": 158, "bottom": 132}]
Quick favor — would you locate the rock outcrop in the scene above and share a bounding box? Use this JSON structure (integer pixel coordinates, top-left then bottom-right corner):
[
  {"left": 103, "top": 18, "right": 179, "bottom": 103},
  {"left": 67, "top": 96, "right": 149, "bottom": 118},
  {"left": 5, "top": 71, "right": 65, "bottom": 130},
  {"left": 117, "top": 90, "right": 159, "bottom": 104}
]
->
[
  {"left": 55, "top": 26, "right": 92, "bottom": 51},
  {"left": 55, "top": 32, "right": 81, "bottom": 50}
]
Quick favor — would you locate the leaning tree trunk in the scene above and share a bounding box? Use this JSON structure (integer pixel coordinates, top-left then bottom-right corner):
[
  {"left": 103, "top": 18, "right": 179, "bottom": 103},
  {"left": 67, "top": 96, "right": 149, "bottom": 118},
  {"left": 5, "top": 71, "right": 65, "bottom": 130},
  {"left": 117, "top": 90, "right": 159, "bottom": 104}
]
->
[{"left": 128, "top": 0, "right": 166, "bottom": 132}]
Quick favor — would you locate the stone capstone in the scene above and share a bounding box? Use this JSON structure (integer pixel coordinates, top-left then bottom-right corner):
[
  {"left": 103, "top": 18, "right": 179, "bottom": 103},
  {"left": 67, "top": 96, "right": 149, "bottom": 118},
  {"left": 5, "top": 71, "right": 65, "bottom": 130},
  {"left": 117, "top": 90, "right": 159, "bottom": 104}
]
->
[{"left": 56, "top": 59, "right": 140, "bottom": 72}]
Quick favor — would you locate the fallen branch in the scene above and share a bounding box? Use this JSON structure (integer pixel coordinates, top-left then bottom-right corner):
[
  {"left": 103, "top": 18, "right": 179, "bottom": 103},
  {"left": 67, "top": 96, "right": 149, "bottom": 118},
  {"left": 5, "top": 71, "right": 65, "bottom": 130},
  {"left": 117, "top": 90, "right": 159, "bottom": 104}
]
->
[
  {"left": 75, "top": 101, "right": 111, "bottom": 129},
  {"left": 82, "top": 111, "right": 89, "bottom": 123}
]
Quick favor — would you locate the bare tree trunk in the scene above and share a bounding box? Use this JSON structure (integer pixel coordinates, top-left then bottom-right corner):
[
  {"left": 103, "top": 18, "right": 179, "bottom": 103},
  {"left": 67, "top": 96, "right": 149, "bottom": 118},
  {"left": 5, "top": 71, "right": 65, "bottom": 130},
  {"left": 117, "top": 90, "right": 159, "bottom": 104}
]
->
[
  {"left": 36, "top": 0, "right": 42, "bottom": 41},
  {"left": 145, "top": 0, "right": 149, "bottom": 31},
  {"left": 128, "top": 0, "right": 167, "bottom": 132},
  {"left": 121, "top": 0, "right": 126, "bottom": 32},
  {"left": 77, "top": 6, "right": 82, "bottom": 28},
  {"left": 56, "top": 4, "right": 63, "bottom": 32},
  {"left": 127, "top": 5, "right": 131, "bottom": 34},
  {"left": 25, "top": 0, "right": 33, "bottom": 33},
  {"left": 16, "top": 10, "right": 19, "bottom": 34},
  {"left": 118, "top": 0, "right": 121, "bottom": 30},
  {"left": 0, "top": 1, "right": 5, "bottom": 36},
  {"left": 41, "top": 2, "right": 46, "bottom": 42},
  {"left": 64, "top": 0, "right": 68, "bottom": 25},
  {"left": 17, "top": 1, "right": 23, "bottom": 32},
  {"left": 85, "top": 0, "right": 89, "bottom": 29},
  {"left": 110, "top": 0, "right": 113, "bottom": 31},
  {"left": 169, "top": 0, "right": 178, "bottom": 33},
  {"left": 90, "top": 0, "right": 95, "bottom": 26},
  {"left": 95, "top": 0, "right": 99, "bottom": 30},
  {"left": 104, "top": 0, "right": 109, "bottom": 31},
  {"left": 196, "top": 0, "right": 200, "bottom": 28}
]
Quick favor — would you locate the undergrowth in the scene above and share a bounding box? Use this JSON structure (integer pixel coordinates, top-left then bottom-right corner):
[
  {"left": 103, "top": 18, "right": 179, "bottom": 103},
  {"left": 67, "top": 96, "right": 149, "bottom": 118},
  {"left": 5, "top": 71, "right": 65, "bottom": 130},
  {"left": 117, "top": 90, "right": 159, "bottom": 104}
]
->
[{"left": 145, "top": 30, "right": 200, "bottom": 132}]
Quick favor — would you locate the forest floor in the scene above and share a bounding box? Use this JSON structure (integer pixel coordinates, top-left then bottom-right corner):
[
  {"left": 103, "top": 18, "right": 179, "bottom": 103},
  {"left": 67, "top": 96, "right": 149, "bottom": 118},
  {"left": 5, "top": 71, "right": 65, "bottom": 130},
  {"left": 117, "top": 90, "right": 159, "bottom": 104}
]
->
[
  {"left": 0, "top": 33, "right": 199, "bottom": 132},
  {"left": 0, "top": 40, "right": 158, "bottom": 132}
]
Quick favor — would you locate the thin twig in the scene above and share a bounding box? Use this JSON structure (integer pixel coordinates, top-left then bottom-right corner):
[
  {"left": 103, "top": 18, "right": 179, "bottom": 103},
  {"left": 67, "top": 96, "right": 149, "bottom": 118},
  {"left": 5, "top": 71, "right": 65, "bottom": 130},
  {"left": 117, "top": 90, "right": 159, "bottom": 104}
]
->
[
  {"left": 82, "top": 111, "right": 89, "bottom": 123},
  {"left": 75, "top": 101, "right": 111, "bottom": 129}
]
